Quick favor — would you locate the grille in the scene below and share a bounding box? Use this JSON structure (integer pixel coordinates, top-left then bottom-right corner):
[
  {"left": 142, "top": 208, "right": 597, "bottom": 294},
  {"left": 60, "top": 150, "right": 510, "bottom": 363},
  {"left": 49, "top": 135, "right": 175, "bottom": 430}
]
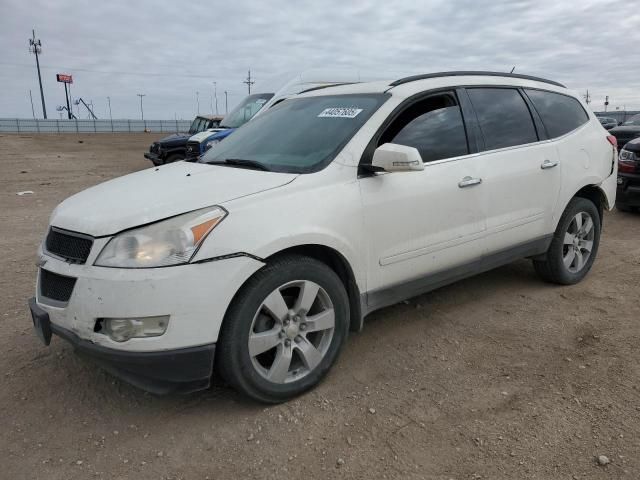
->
[
  {"left": 45, "top": 228, "right": 93, "bottom": 264},
  {"left": 185, "top": 141, "right": 201, "bottom": 160},
  {"left": 39, "top": 269, "right": 77, "bottom": 303}
]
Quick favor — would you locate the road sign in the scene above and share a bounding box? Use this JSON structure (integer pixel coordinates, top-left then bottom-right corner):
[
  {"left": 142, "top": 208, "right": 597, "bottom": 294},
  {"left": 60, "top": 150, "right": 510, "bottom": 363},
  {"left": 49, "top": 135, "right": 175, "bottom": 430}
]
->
[{"left": 56, "top": 74, "right": 73, "bottom": 84}]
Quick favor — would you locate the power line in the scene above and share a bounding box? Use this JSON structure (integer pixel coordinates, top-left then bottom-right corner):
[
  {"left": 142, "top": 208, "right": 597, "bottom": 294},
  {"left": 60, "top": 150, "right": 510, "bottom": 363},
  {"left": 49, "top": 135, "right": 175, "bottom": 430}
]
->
[
  {"left": 243, "top": 70, "right": 255, "bottom": 94},
  {"left": 28, "top": 29, "right": 47, "bottom": 119},
  {"left": 0, "top": 61, "right": 224, "bottom": 79},
  {"left": 137, "top": 93, "right": 145, "bottom": 121}
]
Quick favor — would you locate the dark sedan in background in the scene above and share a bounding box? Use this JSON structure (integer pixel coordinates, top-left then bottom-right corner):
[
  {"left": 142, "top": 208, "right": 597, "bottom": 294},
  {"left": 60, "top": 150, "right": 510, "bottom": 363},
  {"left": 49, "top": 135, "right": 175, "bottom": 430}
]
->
[
  {"left": 617, "top": 136, "right": 640, "bottom": 212},
  {"left": 597, "top": 116, "right": 618, "bottom": 130}
]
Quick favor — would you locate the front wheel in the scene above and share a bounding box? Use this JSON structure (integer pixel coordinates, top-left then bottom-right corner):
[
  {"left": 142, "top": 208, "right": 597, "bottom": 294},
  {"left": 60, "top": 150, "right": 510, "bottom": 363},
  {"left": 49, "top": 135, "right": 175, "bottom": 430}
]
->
[
  {"left": 533, "top": 197, "right": 601, "bottom": 285},
  {"left": 216, "top": 255, "right": 350, "bottom": 403}
]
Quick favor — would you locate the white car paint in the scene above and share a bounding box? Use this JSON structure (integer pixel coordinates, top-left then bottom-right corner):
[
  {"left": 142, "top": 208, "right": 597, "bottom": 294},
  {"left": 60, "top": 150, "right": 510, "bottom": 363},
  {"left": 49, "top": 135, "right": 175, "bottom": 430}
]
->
[
  {"left": 35, "top": 74, "right": 617, "bottom": 355},
  {"left": 188, "top": 128, "right": 225, "bottom": 143}
]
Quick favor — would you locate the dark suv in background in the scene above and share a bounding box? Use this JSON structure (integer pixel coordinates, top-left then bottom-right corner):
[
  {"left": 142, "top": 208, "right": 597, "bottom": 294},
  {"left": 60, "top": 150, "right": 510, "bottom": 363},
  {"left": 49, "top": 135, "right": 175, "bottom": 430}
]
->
[
  {"left": 144, "top": 115, "right": 223, "bottom": 166},
  {"left": 617, "top": 136, "right": 640, "bottom": 212},
  {"left": 609, "top": 114, "right": 640, "bottom": 149}
]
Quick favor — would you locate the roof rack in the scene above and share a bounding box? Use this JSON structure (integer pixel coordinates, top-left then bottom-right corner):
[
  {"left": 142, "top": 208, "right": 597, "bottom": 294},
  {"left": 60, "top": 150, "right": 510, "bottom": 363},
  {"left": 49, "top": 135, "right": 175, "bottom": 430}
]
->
[{"left": 389, "top": 71, "right": 565, "bottom": 88}]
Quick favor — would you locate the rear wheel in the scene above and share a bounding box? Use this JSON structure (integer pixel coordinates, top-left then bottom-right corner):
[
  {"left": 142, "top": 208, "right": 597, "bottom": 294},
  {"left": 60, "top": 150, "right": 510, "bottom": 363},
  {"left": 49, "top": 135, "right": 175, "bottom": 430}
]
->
[
  {"left": 217, "top": 255, "right": 349, "bottom": 403},
  {"left": 533, "top": 197, "right": 601, "bottom": 285}
]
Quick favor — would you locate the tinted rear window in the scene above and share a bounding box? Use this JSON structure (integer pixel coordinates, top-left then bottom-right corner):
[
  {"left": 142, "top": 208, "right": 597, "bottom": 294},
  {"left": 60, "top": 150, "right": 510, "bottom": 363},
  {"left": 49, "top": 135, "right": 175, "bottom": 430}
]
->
[
  {"left": 525, "top": 89, "right": 589, "bottom": 138},
  {"left": 467, "top": 88, "right": 538, "bottom": 150}
]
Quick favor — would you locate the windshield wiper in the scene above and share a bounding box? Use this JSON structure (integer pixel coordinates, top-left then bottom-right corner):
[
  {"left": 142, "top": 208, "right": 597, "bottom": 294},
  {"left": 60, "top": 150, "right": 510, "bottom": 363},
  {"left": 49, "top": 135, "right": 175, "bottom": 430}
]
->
[{"left": 205, "top": 158, "right": 271, "bottom": 171}]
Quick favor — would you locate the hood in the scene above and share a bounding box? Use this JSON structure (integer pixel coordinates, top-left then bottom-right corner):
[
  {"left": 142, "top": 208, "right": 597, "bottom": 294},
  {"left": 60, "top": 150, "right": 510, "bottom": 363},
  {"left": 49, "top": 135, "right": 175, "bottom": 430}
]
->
[
  {"left": 189, "top": 128, "right": 227, "bottom": 143},
  {"left": 50, "top": 162, "right": 297, "bottom": 236},
  {"left": 623, "top": 137, "right": 640, "bottom": 153},
  {"left": 611, "top": 125, "right": 640, "bottom": 134},
  {"left": 157, "top": 133, "right": 190, "bottom": 145}
]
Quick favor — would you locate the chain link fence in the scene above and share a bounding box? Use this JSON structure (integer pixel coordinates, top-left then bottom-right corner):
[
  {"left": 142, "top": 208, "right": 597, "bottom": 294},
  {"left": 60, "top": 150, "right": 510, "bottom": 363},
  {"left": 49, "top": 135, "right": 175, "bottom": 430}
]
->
[{"left": 0, "top": 118, "right": 192, "bottom": 134}]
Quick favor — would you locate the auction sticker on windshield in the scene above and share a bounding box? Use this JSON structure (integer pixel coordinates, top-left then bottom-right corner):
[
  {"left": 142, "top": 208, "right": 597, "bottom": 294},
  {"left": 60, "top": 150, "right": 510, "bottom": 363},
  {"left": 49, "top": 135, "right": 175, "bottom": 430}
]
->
[{"left": 318, "top": 107, "right": 363, "bottom": 118}]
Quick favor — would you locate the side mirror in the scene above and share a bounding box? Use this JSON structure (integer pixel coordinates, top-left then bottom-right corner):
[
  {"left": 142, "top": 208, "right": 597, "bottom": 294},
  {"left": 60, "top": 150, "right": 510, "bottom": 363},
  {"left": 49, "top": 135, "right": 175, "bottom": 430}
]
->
[{"left": 371, "top": 143, "right": 424, "bottom": 172}]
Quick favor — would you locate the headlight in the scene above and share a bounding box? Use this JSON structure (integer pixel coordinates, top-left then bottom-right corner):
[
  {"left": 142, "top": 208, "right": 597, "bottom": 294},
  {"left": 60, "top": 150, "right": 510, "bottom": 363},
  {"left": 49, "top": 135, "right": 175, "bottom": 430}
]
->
[
  {"left": 95, "top": 206, "right": 227, "bottom": 268},
  {"left": 204, "top": 139, "right": 220, "bottom": 151},
  {"left": 620, "top": 149, "right": 638, "bottom": 161}
]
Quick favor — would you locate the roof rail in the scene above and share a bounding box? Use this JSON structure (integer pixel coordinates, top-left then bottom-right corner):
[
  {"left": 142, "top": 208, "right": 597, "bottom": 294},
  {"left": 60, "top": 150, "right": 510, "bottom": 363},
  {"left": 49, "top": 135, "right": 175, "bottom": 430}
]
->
[
  {"left": 389, "top": 71, "right": 565, "bottom": 88},
  {"left": 299, "top": 82, "right": 357, "bottom": 94}
]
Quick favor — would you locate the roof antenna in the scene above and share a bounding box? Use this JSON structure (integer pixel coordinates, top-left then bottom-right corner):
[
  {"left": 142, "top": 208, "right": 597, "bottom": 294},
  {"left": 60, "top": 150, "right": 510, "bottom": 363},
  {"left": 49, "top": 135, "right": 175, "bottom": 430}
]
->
[{"left": 510, "top": 66, "right": 516, "bottom": 73}]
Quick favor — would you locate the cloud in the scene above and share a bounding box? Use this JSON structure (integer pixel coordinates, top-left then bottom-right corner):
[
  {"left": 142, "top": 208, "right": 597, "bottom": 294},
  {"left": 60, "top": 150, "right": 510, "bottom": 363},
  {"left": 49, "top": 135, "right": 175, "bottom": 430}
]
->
[{"left": 0, "top": 0, "right": 637, "bottom": 119}]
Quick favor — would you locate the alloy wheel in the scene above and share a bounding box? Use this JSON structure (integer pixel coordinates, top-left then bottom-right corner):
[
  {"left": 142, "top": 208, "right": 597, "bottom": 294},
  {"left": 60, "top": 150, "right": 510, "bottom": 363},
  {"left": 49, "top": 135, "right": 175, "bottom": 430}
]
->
[
  {"left": 562, "top": 211, "right": 595, "bottom": 273},
  {"left": 248, "top": 280, "right": 335, "bottom": 384}
]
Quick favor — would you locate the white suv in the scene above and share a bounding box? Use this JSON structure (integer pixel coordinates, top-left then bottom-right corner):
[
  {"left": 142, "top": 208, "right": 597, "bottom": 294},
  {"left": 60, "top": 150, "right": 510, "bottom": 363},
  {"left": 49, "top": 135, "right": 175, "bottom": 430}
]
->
[{"left": 29, "top": 72, "right": 618, "bottom": 402}]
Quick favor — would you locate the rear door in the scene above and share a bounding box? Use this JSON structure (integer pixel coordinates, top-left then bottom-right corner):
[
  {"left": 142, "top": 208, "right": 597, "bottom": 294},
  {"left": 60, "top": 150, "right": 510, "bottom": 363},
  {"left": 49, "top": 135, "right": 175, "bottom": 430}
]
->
[{"left": 465, "top": 87, "right": 561, "bottom": 253}]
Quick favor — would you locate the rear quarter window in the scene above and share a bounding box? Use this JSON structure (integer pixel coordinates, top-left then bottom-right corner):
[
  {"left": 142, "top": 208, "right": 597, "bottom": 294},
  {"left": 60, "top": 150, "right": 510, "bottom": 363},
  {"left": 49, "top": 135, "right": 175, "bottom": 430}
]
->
[{"left": 524, "top": 89, "right": 589, "bottom": 138}]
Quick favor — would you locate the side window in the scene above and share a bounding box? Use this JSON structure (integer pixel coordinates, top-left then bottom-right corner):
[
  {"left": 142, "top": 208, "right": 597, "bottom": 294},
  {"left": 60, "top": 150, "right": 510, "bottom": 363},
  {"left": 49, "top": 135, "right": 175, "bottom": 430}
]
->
[
  {"left": 524, "top": 89, "right": 589, "bottom": 138},
  {"left": 380, "top": 93, "right": 469, "bottom": 162},
  {"left": 467, "top": 88, "right": 538, "bottom": 150}
]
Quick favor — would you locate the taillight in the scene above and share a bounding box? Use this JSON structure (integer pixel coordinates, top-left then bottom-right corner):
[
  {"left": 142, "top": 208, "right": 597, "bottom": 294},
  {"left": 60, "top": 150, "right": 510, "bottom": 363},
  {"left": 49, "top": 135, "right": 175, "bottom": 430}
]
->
[{"left": 607, "top": 135, "right": 617, "bottom": 147}]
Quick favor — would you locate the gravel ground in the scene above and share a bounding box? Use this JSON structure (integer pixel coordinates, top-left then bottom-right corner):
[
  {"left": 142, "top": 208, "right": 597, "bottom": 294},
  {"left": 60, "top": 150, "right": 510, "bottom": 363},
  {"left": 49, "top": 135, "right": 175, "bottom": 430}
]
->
[{"left": 1, "top": 133, "right": 639, "bottom": 480}]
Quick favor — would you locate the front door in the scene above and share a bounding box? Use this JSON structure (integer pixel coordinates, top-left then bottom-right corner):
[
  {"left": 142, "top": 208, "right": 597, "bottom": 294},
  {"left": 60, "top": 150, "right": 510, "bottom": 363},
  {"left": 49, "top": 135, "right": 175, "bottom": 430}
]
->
[{"left": 358, "top": 90, "right": 486, "bottom": 307}]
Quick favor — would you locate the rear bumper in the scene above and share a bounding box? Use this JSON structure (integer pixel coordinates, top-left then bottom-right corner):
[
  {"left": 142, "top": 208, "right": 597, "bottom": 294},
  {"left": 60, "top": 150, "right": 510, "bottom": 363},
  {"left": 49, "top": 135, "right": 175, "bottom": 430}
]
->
[{"left": 29, "top": 297, "right": 215, "bottom": 394}]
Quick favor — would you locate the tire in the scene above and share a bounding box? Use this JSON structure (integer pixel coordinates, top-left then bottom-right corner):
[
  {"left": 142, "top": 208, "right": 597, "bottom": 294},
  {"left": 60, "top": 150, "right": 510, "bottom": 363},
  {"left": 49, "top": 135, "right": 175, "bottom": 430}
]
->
[
  {"left": 164, "top": 153, "right": 184, "bottom": 164},
  {"left": 533, "top": 197, "right": 601, "bottom": 285},
  {"left": 216, "top": 255, "right": 350, "bottom": 403}
]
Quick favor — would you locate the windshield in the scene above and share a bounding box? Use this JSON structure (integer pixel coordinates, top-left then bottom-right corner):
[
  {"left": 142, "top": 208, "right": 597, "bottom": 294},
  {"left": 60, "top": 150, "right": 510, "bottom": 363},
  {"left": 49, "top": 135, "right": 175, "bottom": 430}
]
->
[
  {"left": 200, "top": 93, "right": 388, "bottom": 173},
  {"left": 623, "top": 114, "right": 640, "bottom": 126},
  {"left": 220, "top": 93, "right": 274, "bottom": 128},
  {"left": 188, "top": 117, "right": 208, "bottom": 134}
]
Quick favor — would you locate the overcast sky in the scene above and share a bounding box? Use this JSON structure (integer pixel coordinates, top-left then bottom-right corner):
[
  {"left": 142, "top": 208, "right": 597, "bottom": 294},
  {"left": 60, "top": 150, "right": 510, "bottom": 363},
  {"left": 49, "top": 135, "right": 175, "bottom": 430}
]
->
[{"left": 0, "top": 0, "right": 638, "bottom": 120}]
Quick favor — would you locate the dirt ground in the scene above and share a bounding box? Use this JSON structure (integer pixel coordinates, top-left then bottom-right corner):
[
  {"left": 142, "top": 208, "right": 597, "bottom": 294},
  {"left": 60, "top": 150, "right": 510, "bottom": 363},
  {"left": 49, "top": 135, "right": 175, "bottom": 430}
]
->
[{"left": 1, "top": 133, "right": 639, "bottom": 480}]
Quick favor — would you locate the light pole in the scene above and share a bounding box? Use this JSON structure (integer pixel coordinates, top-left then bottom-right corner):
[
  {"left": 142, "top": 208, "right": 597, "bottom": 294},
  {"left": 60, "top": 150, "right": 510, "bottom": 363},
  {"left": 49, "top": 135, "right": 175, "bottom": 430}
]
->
[
  {"left": 137, "top": 93, "right": 145, "bottom": 121},
  {"left": 107, "top": 96, "right": 112, "bottom": 121},
  {"left": 213, "top": 81, "right": 218, "bottom": 115},
  {"left": 224, "top": 91, "right": 228, "bottom": 114},
  {"left": 196, "top": 91, "right": 200, "bottom": 115},
  {"left": 28, "top": 29, "right": 47, "bottom": 119}
]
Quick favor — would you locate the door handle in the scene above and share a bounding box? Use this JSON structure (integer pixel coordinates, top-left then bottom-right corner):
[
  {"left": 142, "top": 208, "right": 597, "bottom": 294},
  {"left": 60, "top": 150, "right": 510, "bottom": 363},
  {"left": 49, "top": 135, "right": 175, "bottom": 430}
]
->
[
  {"left": 458, "top": 176, "right": 482, "bottom": 188},
  {"left": 541, "top": 159, "right": 559, "bottom": 169}
]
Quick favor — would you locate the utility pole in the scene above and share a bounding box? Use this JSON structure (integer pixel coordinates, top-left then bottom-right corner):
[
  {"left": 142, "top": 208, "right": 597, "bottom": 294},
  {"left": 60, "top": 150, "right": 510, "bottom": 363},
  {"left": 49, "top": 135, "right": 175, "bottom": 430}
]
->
[
  {"left": 604, "top": 95, "right": 609, "bottom": 112},
  {"left": 213, "top": 81, "right": 218, "bottom": 115},
  {"left": 28, "top": 29, "right": 47, "bottom": 119},
  {"left": 243, "top": 70, "right": 255, "bottom": 94},
  {"left": 137, "top": 93, "right": 145, "bottom": 120},
  {"left": 583, "top": 90, "right": 591, "bottom": 105},
  {"left": 29, "top": 90, "right": 36, "bottom": 119},
  {"left": 224, "top": 91, "right": 228, "bottom": 114},
  {"left": 196, "top": 91, "right": 200, "bottom": 114},
  {"left": 107, "top": 96, "right": 112, "bottom": 121}
]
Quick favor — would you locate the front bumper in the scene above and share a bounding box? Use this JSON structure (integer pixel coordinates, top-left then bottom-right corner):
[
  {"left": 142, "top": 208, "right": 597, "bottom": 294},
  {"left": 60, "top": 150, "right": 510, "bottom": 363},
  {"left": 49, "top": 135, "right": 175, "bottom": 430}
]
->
[
  {"left": 29, "top": 298, "right": 215, "bottom": 394},
  {"left": 144, "top": 152, "right": 163, "bottom": 166},
  {"left": 617, "top": 173, "right": 640, "bottom": 207},
  {"left": 34, "top": 250, "right": 263, "bottom": 352}
]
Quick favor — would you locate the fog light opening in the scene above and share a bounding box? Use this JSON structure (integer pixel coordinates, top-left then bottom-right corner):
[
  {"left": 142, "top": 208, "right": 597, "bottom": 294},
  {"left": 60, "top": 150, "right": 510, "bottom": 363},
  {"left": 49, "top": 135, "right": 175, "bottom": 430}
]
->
[{"left": 98, "top": 316, "right": 170, "bottom": 343}]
